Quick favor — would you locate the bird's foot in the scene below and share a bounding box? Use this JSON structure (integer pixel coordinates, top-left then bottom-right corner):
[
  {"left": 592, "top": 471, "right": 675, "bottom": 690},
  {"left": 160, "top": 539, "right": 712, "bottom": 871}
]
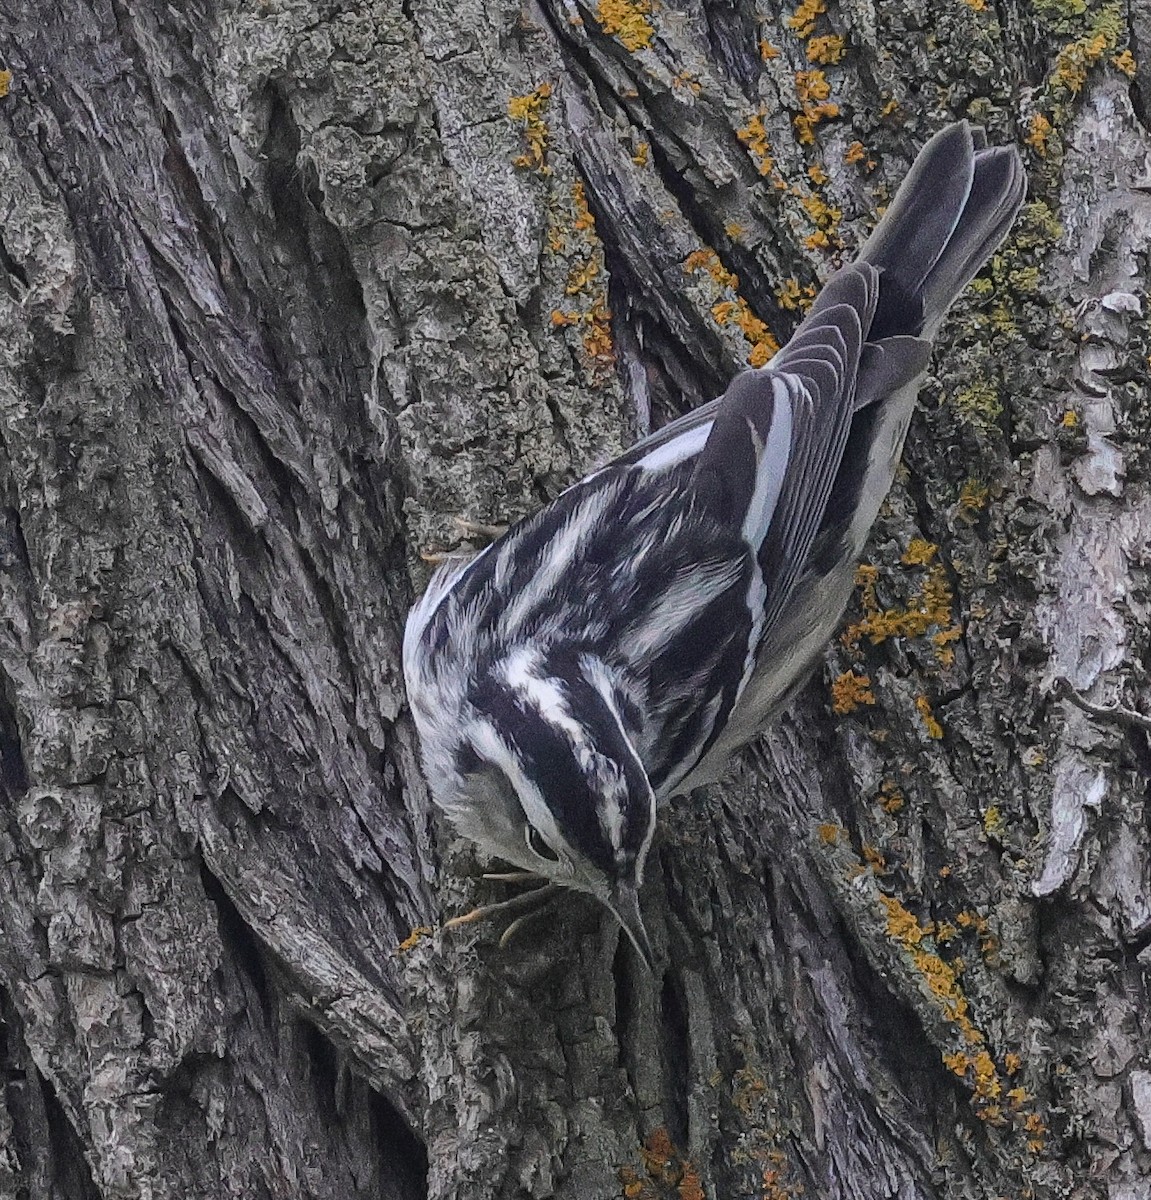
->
[
  {"left": 452, "top": 515, "right": 508, "bottom": 542},
  {"left": 419, "top": 548, "right": 467, "bottom": 565},
  {"left": 443, "top": 878, "right": 562, "bottom": 948},
  {"left": 420, "top": 515, "right": 507, "bottom": 565}
]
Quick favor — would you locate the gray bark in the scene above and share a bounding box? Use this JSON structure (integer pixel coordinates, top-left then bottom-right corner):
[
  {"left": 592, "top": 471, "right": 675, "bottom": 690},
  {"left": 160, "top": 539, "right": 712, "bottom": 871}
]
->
[{"left": 0, "top": 0, "right": 1149, "bottom": 1198}]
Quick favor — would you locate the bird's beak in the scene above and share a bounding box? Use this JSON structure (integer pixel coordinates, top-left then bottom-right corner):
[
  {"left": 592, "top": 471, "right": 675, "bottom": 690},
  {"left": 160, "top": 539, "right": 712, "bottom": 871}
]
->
[{"left": 607, "top": 882, "right": 655, "bottom": 973}]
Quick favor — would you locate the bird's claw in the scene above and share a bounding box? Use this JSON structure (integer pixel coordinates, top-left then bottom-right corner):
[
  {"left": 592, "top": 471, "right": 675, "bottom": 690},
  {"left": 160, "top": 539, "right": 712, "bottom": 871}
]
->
[
  {"left": 421, "top": 516, "right": 507, "bottom": 564},
  {"left": 443, "top": 880, "right": 561, "bottom": 948},
  {"left": 453, "top": 516, "right": 508, "bottom": 542}
]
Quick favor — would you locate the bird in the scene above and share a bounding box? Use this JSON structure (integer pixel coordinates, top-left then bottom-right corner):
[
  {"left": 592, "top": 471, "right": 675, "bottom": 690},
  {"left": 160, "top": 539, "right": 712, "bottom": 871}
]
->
[{"left": 403, "top": 121, "right": 1026, "bottom": 969}]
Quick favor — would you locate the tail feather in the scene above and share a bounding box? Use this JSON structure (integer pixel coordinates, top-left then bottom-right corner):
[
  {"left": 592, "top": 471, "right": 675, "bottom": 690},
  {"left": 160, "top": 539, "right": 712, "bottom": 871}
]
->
[
  {"left": 917, "top": 145, "right": 1027, "bottom": 328},
  {"left": 809, "top": 122, "right": 1025, "bottom": 572},
  {"left": 857, "top": 122, "right": 977, "bottom": 335},
  {"left": 859, "top": 121, "right": 1026, "bottom": 339}
]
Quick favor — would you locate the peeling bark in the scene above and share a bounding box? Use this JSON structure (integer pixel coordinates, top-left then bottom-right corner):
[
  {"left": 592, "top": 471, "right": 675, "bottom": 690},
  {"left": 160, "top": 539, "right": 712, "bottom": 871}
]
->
[{"left": 1, "top": 0, "right": 1149, "bottom": 1198}]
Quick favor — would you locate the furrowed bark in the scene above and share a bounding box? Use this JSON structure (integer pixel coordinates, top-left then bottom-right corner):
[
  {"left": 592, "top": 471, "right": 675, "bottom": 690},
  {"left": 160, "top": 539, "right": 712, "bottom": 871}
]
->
[{"left": 0, "top": 1, "right": 1148, "bottom": 1198}]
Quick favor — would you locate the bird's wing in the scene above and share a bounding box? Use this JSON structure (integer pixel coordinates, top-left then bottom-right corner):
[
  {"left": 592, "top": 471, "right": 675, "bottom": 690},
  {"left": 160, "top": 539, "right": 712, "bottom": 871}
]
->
[
  {"left": 690, "top": 263, "right": 879, "bottom": 685},
  {"left": 615, "top": 400, "right": 719, "bottom": 471},
  {"left": 403, "top": 550, "right": 490, "bottom": 687}
]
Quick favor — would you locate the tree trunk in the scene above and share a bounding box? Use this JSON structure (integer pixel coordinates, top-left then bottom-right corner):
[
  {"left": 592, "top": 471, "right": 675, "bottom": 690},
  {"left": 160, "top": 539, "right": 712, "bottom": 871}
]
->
[{"left": 1, "top": 1, "right": 1149, "bottom": 1197}]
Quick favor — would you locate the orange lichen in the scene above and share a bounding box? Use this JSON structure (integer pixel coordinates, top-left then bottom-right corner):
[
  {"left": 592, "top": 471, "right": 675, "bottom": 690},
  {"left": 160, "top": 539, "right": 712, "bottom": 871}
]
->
[
  {"left": 741, "top": 315, "right": 779, "bottom": 366},
  {"left": 853, "top": 562, "right": 879, "bottom": 603},
  {"left": 640, "top": 1128, "right": 676, "bottom": 1178},
  {"left": 901, "top": 538, "right": 938, "bottom": 566},
  {"left": 962, "top": 0, "right": 987, "bottom": 10},
  {"left": 566, "top": 258, "right": 600, "bottom": 294},
  {"left": 972, "top": 1051, "right": 1001, "bottom": 1100},
  {"left": 982, "top": 805, "right": 1005, "bottom": 837},
  {"left": 685, "top": 247, "right": 779, "bottom": 365},
  {"left": 0, "top": 70, "right": 11, "bottom": 99},
  {"left": 796, "top": 69, "right": 831, "bottom": 101},
  {"left": 710, "top": 300, "right": 741, "bottom": 325},
  {"left": 567, "top": 299, "right": 610, "bottom": 346},
  {"left": 633, "top": 141, "right": 650, "bottom": 167},
  {"left": 862, "top": 843, "right": 888, "bottom": 874},
  {"left": 958, "top": 479, "right": 989, "bottom": 513},
  {"left": 760, "top": 38, "right": 781, "bottom": 60},
  {"left": 619, "top": 1167, "right": 653, "bottom": 1200},
  {"left": 677, "top": 1168, "right": 705, "bottom": 1200},
  {"left": 817, "top": 822, "right": 843, "bottom": 844},
  {"left": 844, "top": 140, "right": 866, "bottom": 164},
  {"left": 878, "top": 780, "right": 905, "bottom": 813},
  {"left": 731, "top": 1065, "right": 768, "bottom": 1116},
  {"left": 572, "top": 180, "right": 596, "bottom": 232},
  {"left": 1113, "top": 48, "right": 1137, "bottom": 76},
  {"left": 762, "top": 1167, "right": 794, "bottom": 1200},
  {"left": 843, "top": 558, "right": 958, "bottom": 657},
  {"left": 1024, "top": 1112, "right": 1048, "bottom": 1152},
  {"left": 1053, "top": 27, "right": 1114, "bottom": 95},
  {"left": 787, "top": 0, "right": 826, "bottom": 39},
  {"left": 724, "top": 220, "right": 747, "bottom": 239},
  {"left": 800, "top": 189, "right": 842, "bottom": 250},
  {"left": 794, "top": 70, "right": 840, "bottom": 143},
  {"left": 943, "top": 1051, "right": 990, "bottom": 1112},
  {"left": 807, "top": 162, "right": 829, "bottom": 186},
  {"left": 932, "top": 624, "right": 962, "bottom": 667},
  {"left": 1004, "top": 1052, "right": 1022, "bottom": 1075},
  {"left": 944, "top": 1049, "right": 1002, "bottom": 1104},
  {"left": 775, "top": 277, "right": 815, "bottom": 311},
  {"left": 757, "top": 1148, "right": 802, "bottom": 1200},
  {"left": 582, "top": 298, "right": 615, "bottom": 364},
  {"left": 685, "top": 248, "right": 729, "bottom": 279},
  {"left": 806, "top": 34, "right": 845, "bottom": 63},
  {"left": 1025, "top": 112, "right": 1053, "bottom": 157},
  {"left": 879, "top": 893, "right": 983, "bottom": 1046},
  {"left": 942, "top": 1049, "right": 967, "bottom": 1073},
  {"left": 396, "top": 926, "right": 433, "bottom": 953},
  {"left": 831, "top": 670, "right": 875, "bottom": 714},
  {"left": 621, "top": 1129, "right": 704, "bottom": 1199},
  {"left": 550, "top": 182, "right": 615, "bottom": 377},
  {"left": 737, "top": 109, "right": 774, "bottom": 175},
  {"left": 1060, "top": 408, "right": 1079, "bottom": 428},
  {"left": 964, "top": 916, "right": 998, "bottom": 964},
  {"left": 508, "top": 82, "right": 553, "bottom": 171},
  {"left": 596, "top": 0, "right": 656, "bottom": 51},
  {"left": 916, "top": 694, "right": 944, "bottom": 739}
]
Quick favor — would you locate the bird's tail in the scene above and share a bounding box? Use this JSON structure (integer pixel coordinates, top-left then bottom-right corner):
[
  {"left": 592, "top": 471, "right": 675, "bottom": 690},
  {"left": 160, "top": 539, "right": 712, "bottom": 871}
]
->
[{"left": 857, "top": 122, "right": 1027, "bottom": 340}]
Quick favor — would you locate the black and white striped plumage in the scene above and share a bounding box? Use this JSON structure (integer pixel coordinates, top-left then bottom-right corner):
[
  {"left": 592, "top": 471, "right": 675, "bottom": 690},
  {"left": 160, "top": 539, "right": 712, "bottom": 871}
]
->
[{"left": 403, "top": 122, "right": 1026, "bottom": 964}]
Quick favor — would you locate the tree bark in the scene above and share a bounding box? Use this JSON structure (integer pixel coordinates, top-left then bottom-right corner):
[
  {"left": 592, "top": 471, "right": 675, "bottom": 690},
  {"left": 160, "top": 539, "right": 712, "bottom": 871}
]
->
[{"left": 1, "top": 0, "right": 1149, "bottom": 1197}]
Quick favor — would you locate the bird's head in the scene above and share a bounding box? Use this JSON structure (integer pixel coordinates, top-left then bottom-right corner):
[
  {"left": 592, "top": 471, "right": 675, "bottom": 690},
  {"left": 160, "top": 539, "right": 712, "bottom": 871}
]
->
[{"left": 441, "top": 647, "right": 657, "bottom": 968}]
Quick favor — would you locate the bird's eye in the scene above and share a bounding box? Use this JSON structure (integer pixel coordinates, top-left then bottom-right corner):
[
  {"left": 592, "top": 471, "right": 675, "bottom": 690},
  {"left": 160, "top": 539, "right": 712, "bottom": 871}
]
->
[{"left": 525, "top": 824, "right": 560, "bottom": 863}]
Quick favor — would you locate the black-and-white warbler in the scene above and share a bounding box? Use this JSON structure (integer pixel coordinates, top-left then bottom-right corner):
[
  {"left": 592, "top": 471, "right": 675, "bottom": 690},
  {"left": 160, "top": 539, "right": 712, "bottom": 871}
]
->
[{"left": 403, "top": 122, "right": 1025, "bottom": 967}]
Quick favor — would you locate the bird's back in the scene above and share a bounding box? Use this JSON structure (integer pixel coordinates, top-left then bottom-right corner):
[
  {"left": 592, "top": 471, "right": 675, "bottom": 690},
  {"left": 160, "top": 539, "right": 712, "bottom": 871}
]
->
[
  {"left": 611, "top": 122, "right": 1027, "bottom": 793},
  {"left": 405, "top": 121, "right": 1026, "bottom": 808}
]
